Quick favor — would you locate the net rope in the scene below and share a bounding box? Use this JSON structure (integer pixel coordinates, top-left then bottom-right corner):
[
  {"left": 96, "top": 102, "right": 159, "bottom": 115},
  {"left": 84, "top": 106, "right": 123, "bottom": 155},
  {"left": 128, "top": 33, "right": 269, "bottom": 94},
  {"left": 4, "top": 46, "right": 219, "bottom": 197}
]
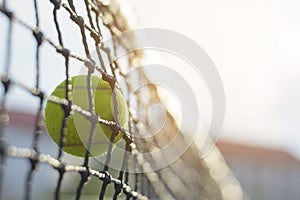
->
[
  {"left": 0, "top": 0, "right": 242, "bottom": 200},
  {"left": 0, "top": 1, "right": 148, "bottom": 199}
]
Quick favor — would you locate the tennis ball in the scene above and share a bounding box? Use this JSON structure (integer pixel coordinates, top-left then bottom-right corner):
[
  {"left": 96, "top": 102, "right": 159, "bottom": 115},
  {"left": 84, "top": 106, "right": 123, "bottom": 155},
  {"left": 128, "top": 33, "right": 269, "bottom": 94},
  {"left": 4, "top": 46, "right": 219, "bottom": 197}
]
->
[{"left": 45, "top": 75, "right": 129, "bottom": 157}]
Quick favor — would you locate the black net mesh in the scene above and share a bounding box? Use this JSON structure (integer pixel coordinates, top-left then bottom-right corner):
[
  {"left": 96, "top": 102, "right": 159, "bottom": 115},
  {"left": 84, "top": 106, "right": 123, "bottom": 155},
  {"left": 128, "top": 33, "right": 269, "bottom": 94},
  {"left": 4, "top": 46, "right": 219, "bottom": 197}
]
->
[{"left": 0, "top": 0, "right": 243, "bottom": 200}]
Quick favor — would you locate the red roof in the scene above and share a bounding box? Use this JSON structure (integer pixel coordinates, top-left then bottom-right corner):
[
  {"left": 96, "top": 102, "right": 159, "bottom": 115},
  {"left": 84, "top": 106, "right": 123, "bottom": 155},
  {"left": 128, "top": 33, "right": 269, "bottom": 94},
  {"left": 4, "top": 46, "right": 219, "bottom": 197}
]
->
[
  {"left": 217, "top": 140, "right": 300, "bottom": 166},
  {"left": 9, "top": 111, "right": 36, "bottom": 127}
]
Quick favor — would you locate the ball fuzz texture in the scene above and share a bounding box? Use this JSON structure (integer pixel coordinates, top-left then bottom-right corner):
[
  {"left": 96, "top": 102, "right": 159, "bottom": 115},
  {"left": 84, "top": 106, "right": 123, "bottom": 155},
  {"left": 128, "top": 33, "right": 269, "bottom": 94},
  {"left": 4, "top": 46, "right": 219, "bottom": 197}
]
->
[{"left": 45, "top": 75, "right": 129, "bottom": 157}]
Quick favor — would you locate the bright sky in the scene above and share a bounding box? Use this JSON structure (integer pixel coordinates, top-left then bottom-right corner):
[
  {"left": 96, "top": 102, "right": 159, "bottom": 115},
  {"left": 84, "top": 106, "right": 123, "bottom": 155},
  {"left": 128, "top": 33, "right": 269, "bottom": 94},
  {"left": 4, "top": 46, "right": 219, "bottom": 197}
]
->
[
  {"left": 128, "top": 0, "right": 300, "bottom": 158},
  {"left": 0, "top": 0, "right": 299, "bottom": 158}
]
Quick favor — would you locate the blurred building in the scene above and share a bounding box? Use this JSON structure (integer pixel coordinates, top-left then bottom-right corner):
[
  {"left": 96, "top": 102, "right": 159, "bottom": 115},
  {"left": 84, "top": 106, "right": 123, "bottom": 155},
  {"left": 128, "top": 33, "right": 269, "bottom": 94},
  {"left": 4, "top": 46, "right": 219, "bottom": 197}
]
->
[
  {"left": 2, "top": 111, "right": 245, "bottom": 200},
  {"left": 218, "top": 141, "right": 300, "bottom": 200}
]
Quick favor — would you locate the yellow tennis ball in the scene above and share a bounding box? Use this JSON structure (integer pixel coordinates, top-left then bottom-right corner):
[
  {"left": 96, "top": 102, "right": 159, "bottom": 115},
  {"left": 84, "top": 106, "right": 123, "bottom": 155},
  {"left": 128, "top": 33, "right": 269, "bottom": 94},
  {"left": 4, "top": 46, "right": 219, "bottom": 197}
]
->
[{"left": 45, "top": 75, "right": 129, "bottom": 157}]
